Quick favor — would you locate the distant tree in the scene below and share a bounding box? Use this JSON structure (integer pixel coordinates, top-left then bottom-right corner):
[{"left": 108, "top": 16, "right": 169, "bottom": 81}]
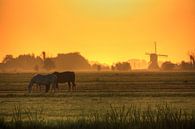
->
[
  {"left": 115, "top": 62, "right": 131, "bottom": 71},
  {"left": 0, "top": 63, "right": 5, "bottom": 72},
  {"left": 111, "top": 65, "right": 115, "bottom": 71},
  {"left": 1, "top": 54, "right": 44, "bottom": 72},
  {"left": 2, "top": 55, "right": 14, "bottom": 63},
  {"left": 97, "top": 65, "right": 101, "bottom": 71},
  {"left": 161, "top": 61, "right": 176, "bottom": 71},
  {"left": 43, "top": 58, "right": 55, "bottom": 71},
  {"left": 92, "top": 64, "right": 102, "bottom": 71},
  {"left": 180, "top": 61, "right": 193, "bottom": 70},
  {"left": 128, "top": 59, "right": 148, "bottom": 69}
]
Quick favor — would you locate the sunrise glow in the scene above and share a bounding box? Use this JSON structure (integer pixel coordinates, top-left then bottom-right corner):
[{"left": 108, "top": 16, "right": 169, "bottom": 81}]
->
[{"left": 0, "top": 0, "right": 195, "bottom": 64}]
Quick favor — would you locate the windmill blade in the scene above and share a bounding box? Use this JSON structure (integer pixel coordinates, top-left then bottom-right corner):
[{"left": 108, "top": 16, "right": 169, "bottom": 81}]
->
[{"left": 158, "top": 54, "right": 168, "bottom": 57}]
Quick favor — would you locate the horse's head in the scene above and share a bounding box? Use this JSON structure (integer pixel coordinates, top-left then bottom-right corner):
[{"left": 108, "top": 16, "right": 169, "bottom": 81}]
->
[{"left": 27, "top": 75, "right": 37, "bottom": 93}]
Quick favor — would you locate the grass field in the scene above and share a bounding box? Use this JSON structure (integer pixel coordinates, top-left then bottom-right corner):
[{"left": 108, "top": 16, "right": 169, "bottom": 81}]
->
[{"left": 0, "top": 72, "right": 195, "bottom": 129}]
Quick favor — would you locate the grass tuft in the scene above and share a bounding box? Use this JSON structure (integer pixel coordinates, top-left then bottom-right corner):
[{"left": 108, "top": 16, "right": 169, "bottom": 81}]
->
[{"left": 0, "top": 103, "right": 194, "bottom": 129}]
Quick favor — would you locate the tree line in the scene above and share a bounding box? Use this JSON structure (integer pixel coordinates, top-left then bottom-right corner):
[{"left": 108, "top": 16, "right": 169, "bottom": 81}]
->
[
  {"left": 0, "top": 51, "right": 194, "bottom": 72},
  {"left": 0, "top": 52, "right": 132, "bottom": 72}
]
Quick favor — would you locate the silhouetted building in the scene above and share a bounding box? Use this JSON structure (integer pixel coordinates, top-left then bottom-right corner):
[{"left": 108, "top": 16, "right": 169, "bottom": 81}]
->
[{"left": 161, "top": 61, "right": 177, "bottom": 71}]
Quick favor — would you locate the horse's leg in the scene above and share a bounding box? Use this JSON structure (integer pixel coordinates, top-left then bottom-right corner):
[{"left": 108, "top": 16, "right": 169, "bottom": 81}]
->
[
  {"left": 28, "top": 82, "right": 33, "bottom": 93},
  {"left": 36, "top": 84, "right": 39, "bottom": 92},
  {"left": 56, "top": 83, "right": 59, "bottom": 91},
  {"left": 50, "top": 83, "right": 53, "bottom": 93},
  {"left": 45, "top": 85, "right": 47, "bottom": 93},
  {"left": 39, "top": 84, "right": 41, "bottom": 92},
  {"left": 33, "top": 84, "right": 35, "bottom": 91},
  {"left": 53, "top": 83, "right": 56, "bottom": 93},
  {"left": 45, "top": 84, "right": 50, "bottom": 93},
  {"left": 37, "top": 84, "right": 41, "bottom": 92},
  {"left": 72, "top": 81, "right": 76, "bottom": 91},
  {"left": 68, "top": 82, "right": 72, "bottom": 91},
  {"left": 48, "top": 84, "right": 51, "bottom": 93}
]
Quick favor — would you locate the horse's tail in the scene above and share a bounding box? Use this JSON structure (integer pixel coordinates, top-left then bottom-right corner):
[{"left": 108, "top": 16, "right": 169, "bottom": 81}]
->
[{"left": 71, "top": 72, "right": 76, "bottom": 91}]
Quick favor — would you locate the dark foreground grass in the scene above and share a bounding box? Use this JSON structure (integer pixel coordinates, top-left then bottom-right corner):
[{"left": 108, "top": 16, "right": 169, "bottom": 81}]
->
[{"left": 0, "top": 103, "right": 194, "bottom": 129}]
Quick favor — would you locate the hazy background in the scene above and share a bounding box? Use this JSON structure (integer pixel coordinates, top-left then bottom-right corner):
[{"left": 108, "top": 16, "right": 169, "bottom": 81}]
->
[{"left": 0, "top": 0, "right": 195, "bottom": 65}]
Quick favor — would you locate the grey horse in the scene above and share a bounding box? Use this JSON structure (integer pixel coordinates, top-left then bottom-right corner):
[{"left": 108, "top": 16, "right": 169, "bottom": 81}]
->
[{"left": 28, "top": 74, "right": 57, "bottom": 93}]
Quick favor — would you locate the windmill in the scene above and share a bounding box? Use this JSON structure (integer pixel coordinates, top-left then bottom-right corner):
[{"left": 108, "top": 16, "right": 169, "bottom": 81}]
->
[{"left": 146, "top": 42, "right": 168, "bottom": 70}]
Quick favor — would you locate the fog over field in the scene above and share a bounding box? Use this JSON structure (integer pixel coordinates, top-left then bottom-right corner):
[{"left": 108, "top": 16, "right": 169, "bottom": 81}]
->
[{"left": 0, "top": 72, "right": 195, "bottom": 120}]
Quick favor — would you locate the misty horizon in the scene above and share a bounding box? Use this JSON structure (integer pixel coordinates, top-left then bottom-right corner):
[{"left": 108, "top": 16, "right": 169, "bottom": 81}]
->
[
  {"left": 0, "top": 51, "right": 191, "bottom": 66},
  {"left": 0, "top": 51, "right": 194, "bottom": 72}
]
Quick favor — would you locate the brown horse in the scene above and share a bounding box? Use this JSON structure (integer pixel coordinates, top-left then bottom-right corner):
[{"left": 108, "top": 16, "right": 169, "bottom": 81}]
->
[{"left": 53, "top": 71, "right": 76, "bottom": 91}]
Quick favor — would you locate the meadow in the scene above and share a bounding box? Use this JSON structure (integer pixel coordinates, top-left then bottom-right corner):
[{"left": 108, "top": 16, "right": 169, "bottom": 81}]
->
[{"left": 0, "top": 72, "right": 195, "bottom": 129}]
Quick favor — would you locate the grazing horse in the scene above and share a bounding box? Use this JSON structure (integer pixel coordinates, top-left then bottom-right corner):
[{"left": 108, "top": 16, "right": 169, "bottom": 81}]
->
[
  {"left": 28, "top": 74, "right": 57, "bottom": 93},
  {"left": 53, "top": 71, "right": 76, "bottom": 91}
]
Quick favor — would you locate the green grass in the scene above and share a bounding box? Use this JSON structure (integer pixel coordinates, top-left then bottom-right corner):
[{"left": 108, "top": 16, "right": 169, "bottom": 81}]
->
[
  {"left": 0, "top": 72, "right": 195, "bottom": 92},
  {"left": 0, "top": 72, "right": 195, "bottom": 128},
  {"left": 0, "top": 103, "right": 194, "bottom": 129}
]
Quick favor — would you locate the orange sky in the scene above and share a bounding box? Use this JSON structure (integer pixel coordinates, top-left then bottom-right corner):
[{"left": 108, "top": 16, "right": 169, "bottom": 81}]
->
[{"left": 0, "top": 0, "right": 195, "bottom": 65}]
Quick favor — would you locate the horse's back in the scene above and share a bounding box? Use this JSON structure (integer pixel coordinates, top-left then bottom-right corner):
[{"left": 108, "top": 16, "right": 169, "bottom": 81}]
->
[
  {"left": 54, "top": 71, "right": 75, "bottom": 83},
  {"left": 32, "top": 74, "right": 57, "bottom": 84}
]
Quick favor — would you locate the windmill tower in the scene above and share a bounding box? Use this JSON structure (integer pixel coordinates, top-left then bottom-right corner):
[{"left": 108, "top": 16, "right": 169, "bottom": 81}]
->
[{"left": 146, "top": 42, "right": 168, "bottom": 70}]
